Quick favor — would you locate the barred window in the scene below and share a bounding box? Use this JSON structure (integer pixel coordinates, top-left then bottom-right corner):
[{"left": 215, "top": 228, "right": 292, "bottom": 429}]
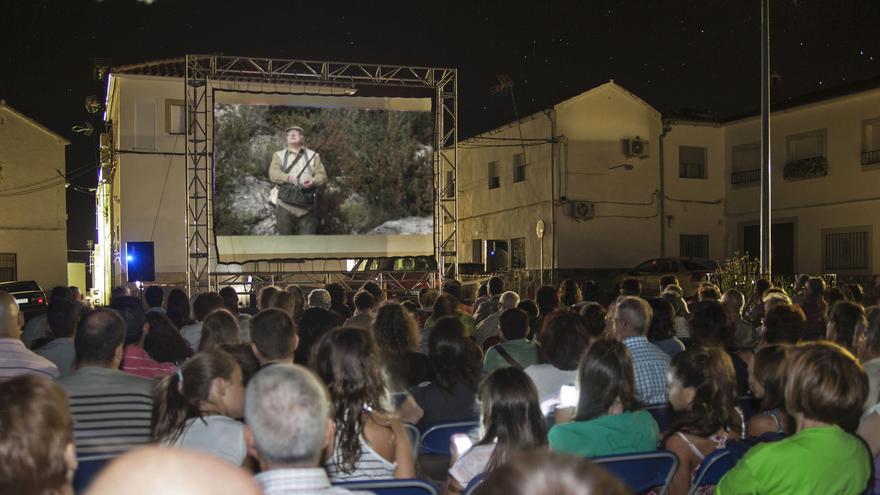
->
[
  {"left": 0, "top": 253, "right": 16, "bottom": 282},
  {"left": 679, "top": 146, "right": 707, "bottom": 179},
  {"left": 823, "top": 230, "right": 870, "bottom": 271},
  {"left": 680, "top": 235, "right": 709, "bottom": 259},
  {"left": 488, "top": 161, "right": 500, "bottom": 190}
]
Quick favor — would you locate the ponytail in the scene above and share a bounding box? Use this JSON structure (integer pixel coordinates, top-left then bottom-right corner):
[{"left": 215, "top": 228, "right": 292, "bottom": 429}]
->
[{"left": 151, "top": 371, "right": 195, "bottom": 442}]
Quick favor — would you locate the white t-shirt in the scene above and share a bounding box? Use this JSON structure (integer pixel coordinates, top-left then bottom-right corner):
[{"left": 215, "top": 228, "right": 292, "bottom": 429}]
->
[
  {"left": 449, "top": 443, "right": 495, "bottom": 487},
  {"left": 180, "top": 322, "right": 203, "bottom": 351},
  {"left": 524, "top": 364, "right": 578, "bottom": 415},
  {"left": 171, "top": 415, "right": 247, "bottom": 466}
]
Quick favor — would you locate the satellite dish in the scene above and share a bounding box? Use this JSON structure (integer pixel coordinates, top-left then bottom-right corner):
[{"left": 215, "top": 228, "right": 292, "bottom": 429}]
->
[{"left": 536, "top": 219, "right": 545, "bottom": 239}]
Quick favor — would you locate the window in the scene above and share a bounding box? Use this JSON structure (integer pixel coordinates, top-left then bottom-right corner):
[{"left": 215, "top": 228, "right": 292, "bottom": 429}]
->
[
  {"left": 862, "top": 118, "right": 880, "bottom": 166},
  {"left": 165, "top": 99, "right": 185, "bottom": 135},
  {"left": 445, "top": 170, "right": 455, "bottom": 198},
  {"left": 134, "top": 101, "right": 157, "bottom": 150},
  {"left": 510, "top": 237, "right": 526, "bottom": 269},
  {"left": 823, "top": 229, "right": 870, "bottom": 271},
  {"left": 0, "top": 253, "right": 16, "bottom": 282},
  {"left": 731, "top": 142, "right": 760, "bottom": 186},
  {"left": 786, "top": 129, "right": 826, "bottom": 162},
  {"left": 679, "top": 146, "right": 707, "bottom": 179},
  {"left": 680, "top": 234, "right": 709, "bottom": 258},
  {"left": 512, "top": 153, "right": 526, "bottom": 183},
  {"left": 472, "top": 239, "right": 483, "bottom": 264},
  {"left": 488, "top": 161, "right": 500, "bottom": 189}
]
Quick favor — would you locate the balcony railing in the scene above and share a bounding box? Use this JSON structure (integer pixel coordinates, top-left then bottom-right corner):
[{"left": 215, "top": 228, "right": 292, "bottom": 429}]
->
[
  {"left": 731, "top": 168, "right": 759, "bottom": 186},
  {"left": 863, "top": 149, "right": 880, "bottom": 166}
]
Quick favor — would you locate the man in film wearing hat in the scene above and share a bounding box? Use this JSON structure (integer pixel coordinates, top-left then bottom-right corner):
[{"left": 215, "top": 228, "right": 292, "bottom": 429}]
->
[{"left": 268, "top": 126, "right": 328, "bottom": 235}]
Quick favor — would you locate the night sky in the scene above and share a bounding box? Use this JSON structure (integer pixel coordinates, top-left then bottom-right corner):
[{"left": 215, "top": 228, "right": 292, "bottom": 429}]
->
[{"left": 2, "top": 0, "right": 879, "bottom": 255}]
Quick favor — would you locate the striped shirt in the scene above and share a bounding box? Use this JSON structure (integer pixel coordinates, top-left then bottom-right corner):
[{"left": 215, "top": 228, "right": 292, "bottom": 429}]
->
[
  {"left": 121, "top": 345, "right": 177, "bottom": 379},
  {"left": 325, "top": 435, "right": 396, "bottom": 482},
  {"left": 56, "top": 366, "right": 155, "bottom": 461},
  {"left": 0, "top": 338, "right": 59, "bottom": 380}
]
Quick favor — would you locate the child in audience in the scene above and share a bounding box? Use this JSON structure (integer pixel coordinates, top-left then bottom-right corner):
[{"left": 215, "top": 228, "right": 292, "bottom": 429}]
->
[
  {"left": 746, "top": 345, "right": 792, "bottom": 437},
  {"left": 151, "top": 350, "right": 247, "bottom": 466},
  {"left": 718, "top": 342, "right": 870, "bottom": 494},
  {"left": 663, "top": 347, "right": 743, "bottom": 495},
  {"left": 443, "top": 367, "right": 547, "bottom": 494},
  {"left": 311, "top": 326, "right": 416, "bottom": 481},
  {"left": 549, "top": 339, "right": 660, "bottom": 456}
]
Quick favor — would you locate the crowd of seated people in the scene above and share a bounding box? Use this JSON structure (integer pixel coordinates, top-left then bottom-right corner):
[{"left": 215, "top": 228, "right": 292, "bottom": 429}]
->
[{"left": 1, "top": 273, "right": 880, "bottom": 495}]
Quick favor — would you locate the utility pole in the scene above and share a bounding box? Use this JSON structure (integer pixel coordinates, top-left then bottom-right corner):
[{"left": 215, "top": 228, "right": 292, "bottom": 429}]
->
[{"left": 760, "top": 0, "right": 772, "bottom": 277}]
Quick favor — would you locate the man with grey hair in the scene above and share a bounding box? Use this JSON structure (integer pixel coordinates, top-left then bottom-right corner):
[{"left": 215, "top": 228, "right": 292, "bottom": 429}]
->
[
  {"left": 245, "top": 364, "right": 364, "bottom": 494},
  {"left": 474, "top": 291, "right": 520, "bottom": 346},
  {"left": 612, "top": 296, "right": 670, "bottom": 405},
  {"left": 722, "top": 289, "right": 756, "bottom": 350},
  {"left": 308, "top": 289, "right": 332, "bottom": 311}
]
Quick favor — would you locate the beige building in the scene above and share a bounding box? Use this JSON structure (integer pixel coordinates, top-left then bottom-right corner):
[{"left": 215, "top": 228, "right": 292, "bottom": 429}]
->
[
  {"left": 454, "top": 79, "right": 880, "bottom": 283},
  {"left": 0, "top": 101, "right": 69, "bottom": 289}
]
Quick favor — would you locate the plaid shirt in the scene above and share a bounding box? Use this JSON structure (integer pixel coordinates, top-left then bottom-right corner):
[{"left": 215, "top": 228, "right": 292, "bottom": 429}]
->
[
  {"left": 622, "top": 336, "right": 671, "bottom": 405},
  {"left": 256, "top": 468, "right": 370, "bottom": 495}
]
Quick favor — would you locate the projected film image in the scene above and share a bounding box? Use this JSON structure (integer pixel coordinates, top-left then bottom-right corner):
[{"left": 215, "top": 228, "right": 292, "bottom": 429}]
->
[{"left": 213, "top": 102, "right": 434, "bottom": 236}]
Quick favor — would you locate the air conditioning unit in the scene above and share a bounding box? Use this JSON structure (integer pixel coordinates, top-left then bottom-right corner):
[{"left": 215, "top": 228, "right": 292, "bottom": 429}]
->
[
  {"left": 563, "top": 201, "right": 595, "bottom": 220},
  {"left": 623, "top": 136, "right": 649, "bottom": 158}
]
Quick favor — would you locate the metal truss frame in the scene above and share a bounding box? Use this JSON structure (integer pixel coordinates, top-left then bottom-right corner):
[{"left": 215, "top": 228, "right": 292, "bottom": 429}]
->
[{"left": 184, "top": 54, "right": 458, "bottom": 295}]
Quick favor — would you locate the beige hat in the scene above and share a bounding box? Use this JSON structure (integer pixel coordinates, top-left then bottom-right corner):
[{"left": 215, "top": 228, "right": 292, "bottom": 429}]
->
[{"left": 285, "top": 125, "right": 305, "bottom": 134}]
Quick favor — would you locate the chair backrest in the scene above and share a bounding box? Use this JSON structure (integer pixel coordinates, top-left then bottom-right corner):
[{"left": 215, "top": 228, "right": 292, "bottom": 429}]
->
[
  {"left": 418, "top": 421, "right": 480, "bottom": 456},
  {"left": 645, "top": 404, "right": 674, "bottom": 433},
  {"left": 464, "top": 471, "right": 489, "bottom": 495},
  {"left": 334, "top": 478, "right": 439, "bottom": 495},
  {"left": 404, "top": 423, "right": 421, "bottom": 461},
  {"left": 73, "top": 458, "right": 111, "bottom": 494},
  {"left": 688, "top": 449, "right": 736, "bottom": 495},
  {"left": 593, "top": 450, "right": 678, "bottom": 495}
]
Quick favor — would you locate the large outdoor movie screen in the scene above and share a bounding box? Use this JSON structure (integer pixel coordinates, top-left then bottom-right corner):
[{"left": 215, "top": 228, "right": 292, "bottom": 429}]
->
[{"left": 213, "top": 98, "right": 434, "bottom": 238}]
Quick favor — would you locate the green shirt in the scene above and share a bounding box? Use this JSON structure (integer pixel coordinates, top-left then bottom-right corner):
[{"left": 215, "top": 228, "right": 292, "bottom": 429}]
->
[
  {"left": 483, "top": 339, "right": 540, "bottom": 372},
  {"left": 548, "top": 410, "right": 660, "bottom": 457},
  {"left": 716, "top": 425, "right": 870, "bottom": 495}
]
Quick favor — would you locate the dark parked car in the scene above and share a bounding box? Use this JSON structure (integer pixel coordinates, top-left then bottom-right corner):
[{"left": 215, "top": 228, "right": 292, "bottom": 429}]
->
[{"left": 0, "top": 280, "right": 48, "bottom": 321}]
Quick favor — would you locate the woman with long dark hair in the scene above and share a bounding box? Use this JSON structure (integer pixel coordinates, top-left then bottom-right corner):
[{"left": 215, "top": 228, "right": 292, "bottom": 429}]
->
[
  {"left": 144, "top": 312, "right": 194, "bottom": 367},
  {"left": 648, "top": 297, "right": 686, "bottom": 357},
  {"left": 166, "top": 288, "right": 194, "bottom": 330},
  {"left": 549, "top": 339, "right": 659, "bottom": 456},
  {"left": 663, "top": 347, "right": 743, "bottom": 495},
  {"left": 442, "top": 367, "right": 547, "bottom": 494},
  {"left": 311, "top": 327, "right": 415, "bottom": 481},
  {"left": 524, "top": 311, "right": 591, "bottom": 414},
  {"left": 747, "top": 344, "right": 792, "bottom": 437},
  {"left": 151, "top": 350, "right": 246, "bottom": 466},
  {"left": 372, "top": 302, "right": 431, "bottom": 391},
  {"left": 558, "top": 279, "right": 581, "bottom": 309}
]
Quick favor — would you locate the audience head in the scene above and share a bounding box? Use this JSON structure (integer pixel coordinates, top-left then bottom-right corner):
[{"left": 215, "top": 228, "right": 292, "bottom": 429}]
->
[
  {"left": 257, "top": 285, "right": 280, "bottom": 311},
  {"left": 763, "top": 290, "right": 792, "bottom": 314},
  {"left": 244, "top": 364, "right": 332, "bottom": 469},
  {"left": 664, "top": 284, "right": 684, "bottom": 296},
  {"left": 198, "top": 308, "right": 241, "bottom": 352},
  {"left": 109, "top": 295, "right": 147, "bottom": 346},
  {"left": 48, "top": 286, "right": 73, "bottom": 302},
  {"left": 283, "top": 285, "right": 306, "bottom": 319},
  {"left": 151, "top": 350, "right": 244, "bottom": 442},
  {"left": 499, "top": 291, "right": 520, "bottom": 310},
  {"left": 269, "top": 290, "right": 296, "bottom": 316},
  {"left": 86, "top": 446, "right": 261, "bottom": 495},
  {"left": 754, "top": 278, "right": 773, "bottom": 299},
  {"left": 441, "top": 279, "right": 464, "bottom": 303},
  {"left": 762, "top": 303, "right": 806, "bottom": 346},
  {"left": 661, "top": 289, "right": 689, "bottom": 317},
  {"left": 352, "top": 290, "right": 376, "bottom": 313},
  {"left": 578, "top": 302, "right": 607, "bottom": 339},
  {"left": 488, "top": 276, "right": 504, "bottom": 297},
  {"left": 166, "top": 288, "right": 193, "bottom": 328},
  {"left": 192, "top": 292, "right": 224, "bottom": 322},
  {"left": 144, "top": 285, "right": 164, "bottom": 309},
  {"left": 846, "top": 283, "right": 865, "bottom": 304},
  {"left": 218, "top": 286, "right": 240, "bottom": 314},
  {"left": 825, "top": 286, "right": 851, "bottom": 309},
  {"left": 46, "top": 297, "right": 81, "bottom": 339},
  {"left": 660, "top": 275, "right": 680, "bottom": 290},
  {"left": 75, "top": 308, "right": 126, "bottom": 367},
  {"left": 419, "top": 289, "right": 440, "bottom": 310},
  {"left": 323, "top": 282, "right": 348, "bottom": 311},
  {"left": 748, "top": 345, "right": 790, "bottom": 413},
  {"left": 477, "top": 367, "right": 547, "bottom": 471},
  {"left": 517, "top": 299, "right": 540, "bottom": 337},
  {"left": 474, "top": 451, "right": 630, "bottom": 495},
  {"left": 372, "top": 302, "right": 420, "bottom": 356},
  {"left": 580, "top": 280, "right": 600, "bottom": 302},
  {"left": 144, "top": 312, "right": 194, "bottom": 365},
  {"left": 794, "top": 274, "right": 810, "bottom": 292},
  {"left": 250, "top": 308, "right": 297, "bottom": 365},
  {"left": 69, "top": 285, "right": 84, "bottom": 302},
  {"left": 477, "top": 283, "right": 489, "bottom": 299},
  {"left": 857, "top": 307, "right": 880, "bottom": 362},
  {"left": 307, "top": 288, "right": 332, "bottom": 311},
  {"left": 785, "top": 341, "right": 868, "bottom": 433},
  {"left": 721, "top": 289, "right": 745, "bottom": 315},
  {"left": 666, "top": 346, "right": 742, "bottom": 437},
  {"left": 535, "top": 285, "right": 560, "bottom": 315},
  {"left": 432, "top": 293, "right": 461, "bottom": 319},
  {"left": 688, "top": 300, "right": 735, "bottom": 350},
  {"left": 110, "top": 285, "right": 130, "bottom": 299},
  {"left": 540, "top": 311, "right": 592, "bottom": 371},
  {"left": 360, "top": 280, "right": 385, "bottom": 303},
  {"left": 0, "top": 375, "right": 75, "bottom": 495},
  {"left": 619, "top": 278, "right": 641, "bottom": 297},
  {"left": 647, "top": 297, "right": 676, "bottom": 343},
  {"left": 612, "top": 296, "right": 652, "bottom": 339},
  {"left": 827, "top": 301, "right": 867, "bottom": 350},
  {"left": 558, "top": 279, "right": 581, "bottom": 307},
  {"left": 499, "top": 308, "right": 530, "bottom": 341},
  {"left": 428, "top": 316, "right": 479, "bottom": 391},
  {"left": 310, "top": 327, "right": 387, "bottom": 473},
  {"left": 575, "top": 339, "right": 639, "bottom": 421},
  {"left": 698, "top": 284, "right": 722, "bottom": 302},
  {"left": 295, "top": 305, "right": 343, "bottom": 365}
]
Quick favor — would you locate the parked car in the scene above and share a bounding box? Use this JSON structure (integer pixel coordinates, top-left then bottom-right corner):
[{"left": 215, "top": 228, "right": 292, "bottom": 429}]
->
[
  {"left": 614, "top": 257, "right": 718, "bottom": 298},
  {"left": 347, "top": 256, "right": 436, "bottom": 298},
  {"left": 0, "top": 280, "right": 48, "bottom": 321}
]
